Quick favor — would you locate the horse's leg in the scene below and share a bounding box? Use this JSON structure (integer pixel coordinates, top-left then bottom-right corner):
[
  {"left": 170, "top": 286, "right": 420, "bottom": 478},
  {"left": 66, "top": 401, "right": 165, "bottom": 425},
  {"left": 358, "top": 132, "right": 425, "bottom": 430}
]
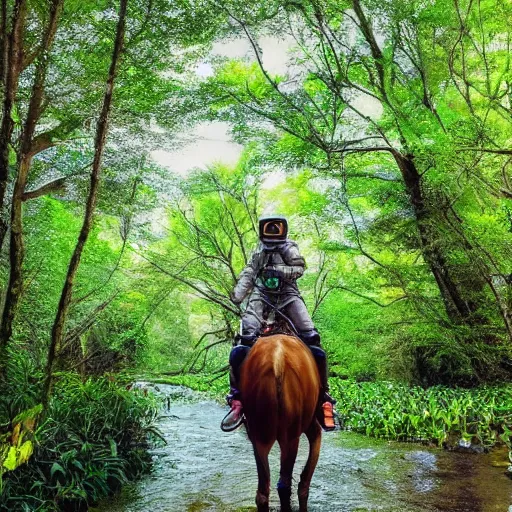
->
[
  {"left": 277, "top": 437, "right": 300, "bottom": 512},
  {"left": 298, "top": 420, "right": 322, "bottom": 512},
  {"left": 253, "top": 441, "right": 272, "bottom": 512}
]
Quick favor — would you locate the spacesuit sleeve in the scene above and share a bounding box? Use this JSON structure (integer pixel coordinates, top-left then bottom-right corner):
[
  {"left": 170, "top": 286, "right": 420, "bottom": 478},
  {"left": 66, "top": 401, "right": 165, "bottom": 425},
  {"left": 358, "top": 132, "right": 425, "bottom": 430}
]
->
[
  {"left": 271, "top": 241, "right": 305, "bottom": 280},
  {"left": 230, "top": 246, "right": 265, "bottom": 304}
]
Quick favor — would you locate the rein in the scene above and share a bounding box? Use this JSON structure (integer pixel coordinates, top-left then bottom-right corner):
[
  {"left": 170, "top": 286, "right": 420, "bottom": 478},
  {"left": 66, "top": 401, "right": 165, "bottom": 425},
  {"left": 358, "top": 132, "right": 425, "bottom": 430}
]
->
[{"left": 253, "top": 286, "right": 301, "bottom": 338}]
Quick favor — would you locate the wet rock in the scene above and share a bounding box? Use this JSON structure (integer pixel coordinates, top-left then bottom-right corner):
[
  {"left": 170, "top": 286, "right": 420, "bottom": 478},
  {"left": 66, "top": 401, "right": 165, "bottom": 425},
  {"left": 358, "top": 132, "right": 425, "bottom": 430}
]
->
[
  {"left": 445, "top": 438, "right": 488, "bottom": 454},
  {"left": 459, "top": 439, "right": 471, "bottom": 449},
  {"left": 459, "top": 444, "right": 486, "bottom": 454}
]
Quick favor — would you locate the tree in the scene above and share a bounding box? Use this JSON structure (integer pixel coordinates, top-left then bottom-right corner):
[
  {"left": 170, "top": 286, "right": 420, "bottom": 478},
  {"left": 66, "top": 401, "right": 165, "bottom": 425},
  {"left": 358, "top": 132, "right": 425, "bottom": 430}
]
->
[
  {"left": 43, "top": 0, "right": 129, "bottom": 403},
  {"left": 0, "top": 0, "right": 25, "bottom": 249},
  {"left": 0, "top": 0, "right": 226, "bottom": 355},
  {"left": 141, "top": 163, "right": 260, "bottom": 372},
  {"left": 1, "top": 0, "right": 65, "bottom": 348}
]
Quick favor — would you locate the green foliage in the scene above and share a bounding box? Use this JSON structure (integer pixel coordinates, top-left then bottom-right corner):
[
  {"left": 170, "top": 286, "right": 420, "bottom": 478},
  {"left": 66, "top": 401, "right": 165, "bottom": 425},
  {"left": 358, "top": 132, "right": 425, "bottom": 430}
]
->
[
  {"left": 1, "top": 403, "right": 39, "bottom": 473},
  {"left": 386, "top": 323, "right": 512, "bottom": 386},
  {"left": 195, "top": 0, "right": 512, "bottom": 385},
  {"left": 137, "top": 294, "right": 193, "bottom": 374},
  {"left": 331, "top": 379, "right": 512, "bottom": 450},
  {"left": 5, "top": 5, "right": 512, "bottom": 508},
  {"left": 0, "top": 366, "right": 160, "bottom": 512},
  {"left": 313, "top": 291, "right": 393, "bottom": 382}
]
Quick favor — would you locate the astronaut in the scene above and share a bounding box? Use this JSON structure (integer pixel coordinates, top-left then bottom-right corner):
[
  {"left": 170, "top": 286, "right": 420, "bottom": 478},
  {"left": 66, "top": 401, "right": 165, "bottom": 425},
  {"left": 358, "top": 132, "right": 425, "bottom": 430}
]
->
[{"left": 221, "top": 215, "right": 335, "bottom": 432}]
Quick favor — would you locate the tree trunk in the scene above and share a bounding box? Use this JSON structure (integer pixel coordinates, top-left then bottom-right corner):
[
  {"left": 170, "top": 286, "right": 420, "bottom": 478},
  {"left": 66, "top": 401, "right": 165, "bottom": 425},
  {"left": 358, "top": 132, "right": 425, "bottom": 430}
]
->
[
  {"left": 0, "top": 0, "right": 63, "bottom": 347},
  {"left": 0, "top": 0, "right": 26, "bottom": 256},
  {"left": 352, "top": 0, "right": 388, "bottom": 102},
  {"left": 43, "top": 0, "right": 128, "bottom": 405},
  {"left": 487, "top": 278, "right": 512, "bottom": 340},
  {"left": 0, "top": 0, "right": 7, "bottom": 90},
  {"left": 393, "top": 152, "right": 479, "bottom": 324},
  {"left": 350, "top": 2, "right": 492, "bottom": 329}
]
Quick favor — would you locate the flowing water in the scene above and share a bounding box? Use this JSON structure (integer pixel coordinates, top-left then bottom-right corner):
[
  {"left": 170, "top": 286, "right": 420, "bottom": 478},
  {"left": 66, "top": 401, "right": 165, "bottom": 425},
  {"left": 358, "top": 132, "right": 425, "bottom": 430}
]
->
[{"left": 95, "top": 384, "right": 512, "bottom": 512}]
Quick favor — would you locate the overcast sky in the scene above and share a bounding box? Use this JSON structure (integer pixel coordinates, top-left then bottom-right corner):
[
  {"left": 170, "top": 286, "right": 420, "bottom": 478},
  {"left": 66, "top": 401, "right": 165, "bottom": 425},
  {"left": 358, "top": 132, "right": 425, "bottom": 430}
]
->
[
  {"left": 150, "top": 33, "right": 382, "bottom": 180},
  {"left": 150, "top": 36, "right": 294, "bottom": 177}
]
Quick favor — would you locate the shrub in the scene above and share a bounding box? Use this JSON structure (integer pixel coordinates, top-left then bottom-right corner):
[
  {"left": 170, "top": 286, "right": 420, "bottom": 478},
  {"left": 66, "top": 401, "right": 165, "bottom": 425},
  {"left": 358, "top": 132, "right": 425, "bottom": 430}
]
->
[{"left": 0, "top": 365, "right": 160, "bottom": 511}]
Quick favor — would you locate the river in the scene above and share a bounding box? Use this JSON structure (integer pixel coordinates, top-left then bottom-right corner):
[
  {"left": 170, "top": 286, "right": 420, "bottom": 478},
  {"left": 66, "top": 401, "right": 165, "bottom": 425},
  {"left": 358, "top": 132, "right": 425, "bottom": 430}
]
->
[{"left": 94, "top": 384, "right": 512, "bottom": 512}]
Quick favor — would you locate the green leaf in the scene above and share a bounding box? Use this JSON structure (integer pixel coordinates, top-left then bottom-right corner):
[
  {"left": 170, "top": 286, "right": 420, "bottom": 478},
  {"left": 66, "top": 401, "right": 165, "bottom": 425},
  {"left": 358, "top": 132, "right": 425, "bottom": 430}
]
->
[
  {"left": 107, "top": 436, "right": 118, "bottom": 457},
  {"left": 51, "top": 462, "right": 66, "bottom": 479},
  {"left": 2, "top": 447, "right": 18, "bottom": 471},
  {"left": 16, "top": 440, "right": 34, "bottom": 466}
]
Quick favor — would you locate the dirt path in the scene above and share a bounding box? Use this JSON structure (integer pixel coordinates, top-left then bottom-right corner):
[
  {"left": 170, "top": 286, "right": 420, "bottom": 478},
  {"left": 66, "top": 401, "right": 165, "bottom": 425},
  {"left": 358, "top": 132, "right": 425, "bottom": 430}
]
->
[{"left": 95, "top": 385, "right": 512, "bottom": 512}]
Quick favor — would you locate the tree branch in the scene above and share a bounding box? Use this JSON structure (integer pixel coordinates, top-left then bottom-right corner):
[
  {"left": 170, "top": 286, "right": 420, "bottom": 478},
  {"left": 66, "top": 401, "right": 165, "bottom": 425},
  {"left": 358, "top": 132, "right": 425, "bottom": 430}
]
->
[
  {"left": 135, "top": 249, "right": 240, "bottom": 316},
  {"left": 22, "top": 176, "right": 67, "bottom": 200},
  {"left": 458, "top": 147, "right": 512, "bottom": 155},
  {"left": 329, "top": 285, "right": 408, "bottom": 308}
]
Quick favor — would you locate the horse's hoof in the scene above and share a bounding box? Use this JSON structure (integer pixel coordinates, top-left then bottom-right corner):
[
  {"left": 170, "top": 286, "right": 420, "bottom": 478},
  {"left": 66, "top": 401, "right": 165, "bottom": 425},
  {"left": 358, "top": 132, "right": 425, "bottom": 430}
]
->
[{"left": 256, "top": 491, "right": 269, "bottom": 512}]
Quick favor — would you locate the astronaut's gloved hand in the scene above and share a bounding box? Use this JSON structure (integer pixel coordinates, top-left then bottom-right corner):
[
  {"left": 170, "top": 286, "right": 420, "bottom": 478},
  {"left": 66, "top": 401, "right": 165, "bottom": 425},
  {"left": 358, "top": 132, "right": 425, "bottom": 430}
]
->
[
  {"left": 263, "top": 266, "right": 285, "bottom": 279},
  {"left": 266, "top": 264, "right": 303, "bottom": 280}
]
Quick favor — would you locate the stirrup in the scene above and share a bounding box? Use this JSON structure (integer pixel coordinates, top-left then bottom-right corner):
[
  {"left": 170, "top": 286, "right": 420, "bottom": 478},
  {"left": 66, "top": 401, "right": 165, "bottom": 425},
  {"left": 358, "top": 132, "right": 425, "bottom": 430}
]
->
[
  {"left": 220, "top": 410, "right": 245, "bottom": 432},
  {"left": 220, "top": 400, "right": 245, "bottom": 432}
]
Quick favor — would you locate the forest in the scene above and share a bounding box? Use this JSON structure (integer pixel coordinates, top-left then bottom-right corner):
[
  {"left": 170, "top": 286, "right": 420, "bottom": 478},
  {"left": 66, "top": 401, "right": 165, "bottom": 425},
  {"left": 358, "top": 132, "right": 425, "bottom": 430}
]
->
[{"left": 0, "top": 0, "right": 512, "bottom": 510}]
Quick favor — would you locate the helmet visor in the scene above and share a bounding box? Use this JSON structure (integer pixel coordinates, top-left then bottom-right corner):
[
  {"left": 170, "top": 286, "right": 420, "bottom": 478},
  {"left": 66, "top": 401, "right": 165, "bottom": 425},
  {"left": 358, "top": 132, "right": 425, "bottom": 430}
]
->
[{"left": 262, "top": 220, "right": 286, "bottom": 239}]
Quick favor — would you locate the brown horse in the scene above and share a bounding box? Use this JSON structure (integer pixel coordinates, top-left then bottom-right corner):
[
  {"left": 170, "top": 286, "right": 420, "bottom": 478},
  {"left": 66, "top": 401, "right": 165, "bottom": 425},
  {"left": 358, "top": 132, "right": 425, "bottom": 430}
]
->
[{"left": 239, "top": 334, "right": 322, "bottom": 512}]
